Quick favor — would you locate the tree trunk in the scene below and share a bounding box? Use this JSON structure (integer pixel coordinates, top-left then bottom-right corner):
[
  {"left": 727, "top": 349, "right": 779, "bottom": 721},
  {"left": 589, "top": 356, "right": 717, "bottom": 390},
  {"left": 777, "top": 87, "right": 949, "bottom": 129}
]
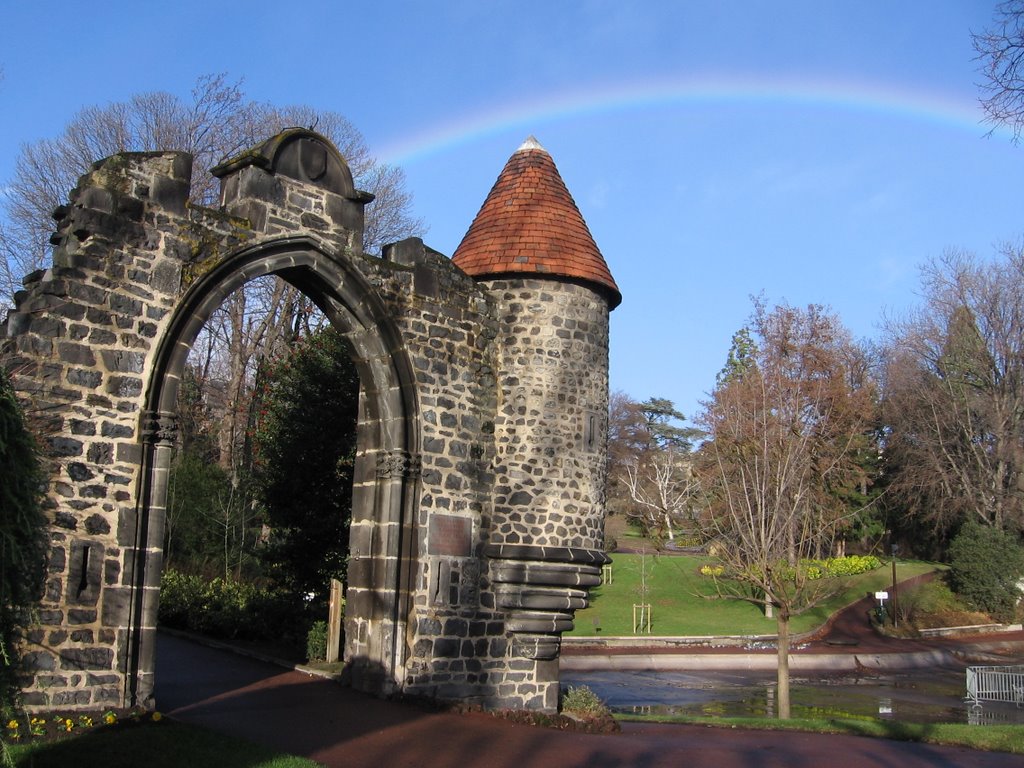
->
[{"left": 776, "top": 609, "right": 791, "bottom": 719}]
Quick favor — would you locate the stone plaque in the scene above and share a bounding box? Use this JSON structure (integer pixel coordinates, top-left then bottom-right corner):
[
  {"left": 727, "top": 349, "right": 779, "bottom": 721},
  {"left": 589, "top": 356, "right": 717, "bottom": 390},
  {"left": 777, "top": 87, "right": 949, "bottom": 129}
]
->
[{"left": 428, "top": 515, "right": 473, "bottom": 557}]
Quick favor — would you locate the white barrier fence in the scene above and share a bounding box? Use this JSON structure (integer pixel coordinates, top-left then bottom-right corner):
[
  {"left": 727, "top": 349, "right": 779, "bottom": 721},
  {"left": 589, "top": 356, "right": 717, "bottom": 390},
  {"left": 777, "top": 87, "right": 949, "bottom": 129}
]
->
[{"left": 966, "top": 665, "right": 1024, "bottom": 709}]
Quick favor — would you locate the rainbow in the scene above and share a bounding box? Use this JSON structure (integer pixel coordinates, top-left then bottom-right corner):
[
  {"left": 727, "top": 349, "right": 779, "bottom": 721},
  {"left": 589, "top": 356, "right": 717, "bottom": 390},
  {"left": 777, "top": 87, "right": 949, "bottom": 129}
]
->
[{"left": 377, "top": 74, "right": 1001, "bottom": 166}]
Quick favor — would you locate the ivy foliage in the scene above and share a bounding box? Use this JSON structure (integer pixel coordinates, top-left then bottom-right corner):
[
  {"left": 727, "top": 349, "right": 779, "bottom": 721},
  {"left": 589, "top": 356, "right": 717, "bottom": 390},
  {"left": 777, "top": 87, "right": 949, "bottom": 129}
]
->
[
  {"left": 251, "top": 327, "right": 359, "bottom": 602},
  {"left": 0, "top": 369, "right": 47, "bottom": 713}
]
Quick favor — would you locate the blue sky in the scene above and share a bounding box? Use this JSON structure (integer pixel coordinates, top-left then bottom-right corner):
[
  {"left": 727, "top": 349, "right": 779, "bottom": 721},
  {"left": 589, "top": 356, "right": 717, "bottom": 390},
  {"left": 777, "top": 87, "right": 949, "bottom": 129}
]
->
[{"left": 1, "top": 1, "right": 1021, "bottom": 421}]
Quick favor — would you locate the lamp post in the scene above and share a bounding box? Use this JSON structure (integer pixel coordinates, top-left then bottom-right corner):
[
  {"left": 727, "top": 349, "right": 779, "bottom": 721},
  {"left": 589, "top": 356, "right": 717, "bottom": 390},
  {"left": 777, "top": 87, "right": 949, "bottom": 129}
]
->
[{"left": 891, "top": 544, "right": 900, "bottom": 629}]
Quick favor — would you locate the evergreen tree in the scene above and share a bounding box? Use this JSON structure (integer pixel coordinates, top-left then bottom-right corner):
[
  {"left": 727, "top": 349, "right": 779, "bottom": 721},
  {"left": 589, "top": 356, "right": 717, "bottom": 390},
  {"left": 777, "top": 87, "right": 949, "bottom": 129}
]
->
[
  {"left": 251, "top": 328, "right": 359, "bottom": 601},
  {"left": 638, "top": 397, "right": 702, "bottom": 452},
  {"left": 0, "top": 370, "right": 47, "bottom": 713}
]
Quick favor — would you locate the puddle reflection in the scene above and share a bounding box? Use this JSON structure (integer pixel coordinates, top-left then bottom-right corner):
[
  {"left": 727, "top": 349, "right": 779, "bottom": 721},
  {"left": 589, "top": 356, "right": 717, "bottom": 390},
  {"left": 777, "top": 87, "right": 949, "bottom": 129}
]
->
[{"left": 562, "top": 668, "right": 1024, "bottom": 725}]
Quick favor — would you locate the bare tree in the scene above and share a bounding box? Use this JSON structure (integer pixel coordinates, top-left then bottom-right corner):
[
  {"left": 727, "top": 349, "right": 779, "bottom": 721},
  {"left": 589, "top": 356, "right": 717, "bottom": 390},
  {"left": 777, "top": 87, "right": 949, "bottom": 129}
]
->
[
  {"left": 881, "top": 246, "right": 1024, "bottom": 535},
  {"left": 606, "top": 392, "right": 704, "bottom": 543},
  {"left": 975, "top": 0, "right": 1024, "bottom": 143},
  {"left": 1, "top": 73, "right": 425, "bottom": 298},
  {"left": 607, "top": 391, "right": 651, "bottom": 477},
  {"left": 1, "top": 74, "right": 426, "bottom": 477},
  {"left": 623, "top": 448, "right": 700, "bottom": 543},
  {"left": 697, "top": 300, "right": 876, "bottom": 719}
]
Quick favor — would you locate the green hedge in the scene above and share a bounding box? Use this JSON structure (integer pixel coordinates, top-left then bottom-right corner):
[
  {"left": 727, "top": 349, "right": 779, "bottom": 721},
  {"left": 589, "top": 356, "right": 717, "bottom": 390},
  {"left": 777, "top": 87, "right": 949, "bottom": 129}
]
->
[{"left": 158, "top": 569, "right": 322, "bottom": 659}]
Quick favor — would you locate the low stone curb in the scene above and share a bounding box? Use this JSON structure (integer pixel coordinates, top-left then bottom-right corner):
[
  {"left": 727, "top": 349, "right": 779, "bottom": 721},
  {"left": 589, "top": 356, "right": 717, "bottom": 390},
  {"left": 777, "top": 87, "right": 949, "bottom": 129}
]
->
[{"left": 560, "top": 648, "right": 960, "bottom": 673}]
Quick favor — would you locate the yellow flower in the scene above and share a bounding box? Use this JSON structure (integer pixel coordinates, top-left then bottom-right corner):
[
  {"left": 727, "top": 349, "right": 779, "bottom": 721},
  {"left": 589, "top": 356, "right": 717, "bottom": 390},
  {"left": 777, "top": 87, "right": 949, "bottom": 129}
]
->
[
  {"left": 6, "top": 719, "right": 18, "bottom": 730},
  {"left": 151, "top": 711, "right": 163, "bottom": 722},
  {"left": 104, "top": 712, "right": 118, "bottom": 725}
]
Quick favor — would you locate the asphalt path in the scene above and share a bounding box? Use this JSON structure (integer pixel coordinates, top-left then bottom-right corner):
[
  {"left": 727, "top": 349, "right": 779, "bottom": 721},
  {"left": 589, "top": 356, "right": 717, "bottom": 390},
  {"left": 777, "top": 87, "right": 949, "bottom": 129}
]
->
[{"left": 156, "top": 632, "right": 1021, "bottom": 767}]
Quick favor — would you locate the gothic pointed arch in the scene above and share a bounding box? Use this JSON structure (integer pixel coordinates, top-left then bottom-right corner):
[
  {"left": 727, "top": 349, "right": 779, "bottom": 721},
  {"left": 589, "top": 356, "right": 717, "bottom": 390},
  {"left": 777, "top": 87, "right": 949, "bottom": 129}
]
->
[{"left": 129, "top": 236, "right": 420, "bottom": 705}]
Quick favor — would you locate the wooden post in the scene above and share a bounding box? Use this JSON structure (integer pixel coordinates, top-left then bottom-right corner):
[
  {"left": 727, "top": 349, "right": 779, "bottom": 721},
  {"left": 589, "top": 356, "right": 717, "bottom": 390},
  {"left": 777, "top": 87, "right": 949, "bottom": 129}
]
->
[
  {"left": 327, "top": 578, "right": 344, "bottom": 663},
  {"left": 632, "top": 603, "right": 652, "bottom": 633},
  {"left": 891, "top": 544, "right": 900, "bottom": 629}
]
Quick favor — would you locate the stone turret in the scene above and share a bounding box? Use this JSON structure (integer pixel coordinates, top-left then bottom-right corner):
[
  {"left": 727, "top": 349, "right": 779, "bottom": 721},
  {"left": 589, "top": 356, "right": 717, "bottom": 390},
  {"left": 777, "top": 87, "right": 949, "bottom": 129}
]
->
[{"left": 453, "top": 137, "right": 619, "bottom": 708}]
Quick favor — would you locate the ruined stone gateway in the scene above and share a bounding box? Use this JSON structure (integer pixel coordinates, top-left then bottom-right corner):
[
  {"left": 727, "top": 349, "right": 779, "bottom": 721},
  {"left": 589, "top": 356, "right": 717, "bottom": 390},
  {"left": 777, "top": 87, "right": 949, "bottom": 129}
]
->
[{"left": 1, "top": 129, "right": 620, "bottom": 713}]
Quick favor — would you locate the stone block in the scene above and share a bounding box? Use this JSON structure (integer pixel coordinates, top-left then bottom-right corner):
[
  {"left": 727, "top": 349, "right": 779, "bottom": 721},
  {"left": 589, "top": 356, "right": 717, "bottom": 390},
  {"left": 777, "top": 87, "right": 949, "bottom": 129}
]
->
[
  {"left": 88, "top": 442, "right": 115, "bottom": 464},
  {"left": 105, "top": 376, "right": 142, "bottom": 398},
  {"left": 54, "top": 512, "right": 77, "bottom": 530},
  {"left": 47, "top": 437, "right": 83, "bottom": 457},
  {"left": 48, "top": 630, "right": 68, "bottom": 646},
  {"left": 57, "top": 341, "right": 96, "bottom": 366},
  {"left": 68, "top": 609, "right": 97, "bottom": 624},
  {"left": 434, "top": 638, "right": 460, "bottom": 658},
  {"left": 84, "top": 514, "right": 111, "bottom": 535},
  {"left": 52, "top": 690, "right": 94, "bottom": 707},
  {"left": 100, "top": 350, "right": 145, "bottom": 373},
  {"left": 48, "top": 547, "right": 66, "bottom": 573},
  {"left": 59, "top": 647, "right": 114, "bottom": 671},
  {"left": 100, "top": 587, "right": 132, "bottom": 626},
  {"left": 20, "top": 692, "right": 49, "bottom": 708},
  {"left": 22, "top": 652, "right": 56, "bottom": 672}
]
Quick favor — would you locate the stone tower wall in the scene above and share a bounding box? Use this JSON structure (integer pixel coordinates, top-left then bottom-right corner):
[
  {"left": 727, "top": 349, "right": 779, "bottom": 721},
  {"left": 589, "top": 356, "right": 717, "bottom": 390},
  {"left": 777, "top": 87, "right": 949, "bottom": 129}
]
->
[
  {"left": 486, "top": 277, "right": 610, "bottom": 552},
  {"left": 482, "top": 277, "right": 610, "bottom": 707}
]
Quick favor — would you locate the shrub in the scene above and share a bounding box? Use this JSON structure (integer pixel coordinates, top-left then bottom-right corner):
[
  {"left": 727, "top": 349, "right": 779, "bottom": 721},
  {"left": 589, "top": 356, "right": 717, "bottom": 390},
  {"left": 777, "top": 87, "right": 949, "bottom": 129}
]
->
[
  {"left": 561, "top": 685, "right": 610, "bottom": 718},
  {"left": 947, "top": 522, "right": 1024, "bottom": 622},
  {"left": 157, "top": 569, "right": 207, "bottom": 629},
  {"left": 897, "top": 577, "right": 988, "bottom": 628},
  {"left": 806, "top": 555, "right": 882, "bottom": 579},
  {"left": 158, "top": 568, "right": 324, "bottom": 658},
  {"left": 306, "top": 621, "right": 328, "bottom": 662}
]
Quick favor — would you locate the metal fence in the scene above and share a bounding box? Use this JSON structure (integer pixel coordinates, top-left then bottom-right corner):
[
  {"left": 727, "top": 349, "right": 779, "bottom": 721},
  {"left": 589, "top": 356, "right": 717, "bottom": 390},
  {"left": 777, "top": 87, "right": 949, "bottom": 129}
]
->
[{"left": 966, "top": 665, "right": 1024, "bottom": 709}]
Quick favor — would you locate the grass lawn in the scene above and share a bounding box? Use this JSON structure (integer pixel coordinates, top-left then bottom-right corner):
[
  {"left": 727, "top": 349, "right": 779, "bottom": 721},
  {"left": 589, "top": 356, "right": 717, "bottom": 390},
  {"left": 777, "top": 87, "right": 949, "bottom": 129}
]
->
[
  {"left": 617, "top": 713, "right": 1024, "bottom": 755},
  {"left": 569, "top": 553, "right": 938, "bottom": 637},
  {"left": 2, "top": 719, "right": 318, "bottom": 768}
]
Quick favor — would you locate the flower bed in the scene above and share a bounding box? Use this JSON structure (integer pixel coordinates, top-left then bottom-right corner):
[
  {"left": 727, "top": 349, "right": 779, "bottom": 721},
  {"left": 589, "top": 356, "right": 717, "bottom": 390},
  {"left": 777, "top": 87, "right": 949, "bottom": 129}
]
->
[{"left": 4, "top": 708, "right": 163, "bottom": 745}]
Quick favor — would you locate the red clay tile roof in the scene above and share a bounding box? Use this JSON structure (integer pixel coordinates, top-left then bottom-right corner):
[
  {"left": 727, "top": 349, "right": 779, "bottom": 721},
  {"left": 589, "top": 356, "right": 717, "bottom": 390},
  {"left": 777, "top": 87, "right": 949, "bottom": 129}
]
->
[{"left": 452, "top": 137, "right": 621, "bottom": 308}]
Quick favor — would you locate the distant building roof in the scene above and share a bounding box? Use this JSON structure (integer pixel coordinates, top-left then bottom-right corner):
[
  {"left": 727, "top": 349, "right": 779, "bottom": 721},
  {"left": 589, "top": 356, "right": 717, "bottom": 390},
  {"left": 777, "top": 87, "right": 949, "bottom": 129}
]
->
[{"left": 452, "top": 137, "right": 621, "bottom": 308}]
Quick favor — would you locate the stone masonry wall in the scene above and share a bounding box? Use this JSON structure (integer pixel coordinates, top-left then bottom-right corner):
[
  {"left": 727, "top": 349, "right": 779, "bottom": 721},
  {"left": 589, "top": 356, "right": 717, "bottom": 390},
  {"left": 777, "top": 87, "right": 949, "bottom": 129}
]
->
[{"left": 2, "top": 151, "right": 204, "bottom": 708}]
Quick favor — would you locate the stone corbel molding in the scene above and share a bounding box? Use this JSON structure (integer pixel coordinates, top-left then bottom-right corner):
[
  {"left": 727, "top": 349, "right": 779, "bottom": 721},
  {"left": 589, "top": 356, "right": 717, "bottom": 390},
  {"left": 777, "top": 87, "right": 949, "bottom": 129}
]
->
[
  {"left": 375, "top": 450, "right": 422, "bottom": 479},
  {"left": 485, "top": 543, "right": 608, "bottom": 660},
  {"left": 140, "top": 410, "right": 179, "bottom": 447}
]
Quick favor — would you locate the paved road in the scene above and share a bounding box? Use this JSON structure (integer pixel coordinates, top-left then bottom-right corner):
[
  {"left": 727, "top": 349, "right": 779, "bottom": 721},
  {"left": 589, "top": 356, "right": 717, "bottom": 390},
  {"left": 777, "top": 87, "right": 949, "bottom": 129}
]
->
[{"left": 156, "top": 632, "right": 1021, "bottom": 767}]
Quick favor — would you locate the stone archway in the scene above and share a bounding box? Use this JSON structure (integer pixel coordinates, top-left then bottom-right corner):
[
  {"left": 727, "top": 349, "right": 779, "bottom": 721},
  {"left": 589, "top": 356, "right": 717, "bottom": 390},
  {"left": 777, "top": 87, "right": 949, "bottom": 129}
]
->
[
  {"left": 128, "top": 235, "right": 420, "bottom": 707},
  {"left": 3, "top": 128, "right": 615, "bottom": 714}
]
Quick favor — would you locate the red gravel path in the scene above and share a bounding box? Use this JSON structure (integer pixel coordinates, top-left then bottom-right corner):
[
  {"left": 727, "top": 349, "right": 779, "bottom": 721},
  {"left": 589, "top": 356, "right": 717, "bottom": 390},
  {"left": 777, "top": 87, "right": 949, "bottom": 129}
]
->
[{"left": 157, "top": 631, "right": 1022, "bottom": 768}]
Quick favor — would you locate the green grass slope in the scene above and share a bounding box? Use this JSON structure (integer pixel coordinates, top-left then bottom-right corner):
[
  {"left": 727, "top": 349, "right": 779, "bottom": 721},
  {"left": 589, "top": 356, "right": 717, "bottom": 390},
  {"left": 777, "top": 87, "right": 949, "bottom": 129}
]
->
[{"left": 569, "top": 554, "right": 936, "bottom": 637}]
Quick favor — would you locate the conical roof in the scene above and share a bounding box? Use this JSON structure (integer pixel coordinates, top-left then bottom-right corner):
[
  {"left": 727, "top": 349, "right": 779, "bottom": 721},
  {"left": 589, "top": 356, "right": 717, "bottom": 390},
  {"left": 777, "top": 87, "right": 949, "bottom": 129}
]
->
[{"left": 452, "top": 137, "right": 621, "bottom": 308}]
